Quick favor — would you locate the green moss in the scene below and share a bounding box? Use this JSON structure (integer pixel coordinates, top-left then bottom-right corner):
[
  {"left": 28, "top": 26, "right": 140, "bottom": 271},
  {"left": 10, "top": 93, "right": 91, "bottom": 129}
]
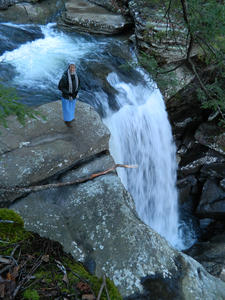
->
[
  {"left": 65, "top": 259, "right": 122, "bottom": 300},
  {"left": 0, "top": 210, "right": 122, "bottom": 299},
  {"left": 0, "top": 208, "right": 29, "bottom": 243},
  {"left": 35, "top": 269, "right": 54, "bottom": 284},
  {"left": 28, "top": 258, "right": 122, "bottom": 299},
  {"left": 0, "top": 208, "right": 24, "bottom": 226},
  {"left": 23, "top": 289, "right": 40, "bottom": 300}
]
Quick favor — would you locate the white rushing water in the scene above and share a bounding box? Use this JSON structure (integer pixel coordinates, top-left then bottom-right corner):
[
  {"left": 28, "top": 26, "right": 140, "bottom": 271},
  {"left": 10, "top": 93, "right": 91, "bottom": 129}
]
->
[
  {"left": 0, "top": 23, "right": 195, "bottom": 249},
  {"left": 104, "top": 73, "right": 183, "bottom": 248},
  {"left": 0, "top": 23, "right": 108, "bottom": 90}
]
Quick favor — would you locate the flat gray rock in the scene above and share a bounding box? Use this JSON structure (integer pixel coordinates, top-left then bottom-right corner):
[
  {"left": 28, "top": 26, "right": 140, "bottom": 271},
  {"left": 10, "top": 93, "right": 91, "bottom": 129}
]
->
[
  {"left": 0, "top": 100, "right": 109, "bottom": 205},
  {"left": 58, "top": 0, "right": 132, "bottom": 35}
]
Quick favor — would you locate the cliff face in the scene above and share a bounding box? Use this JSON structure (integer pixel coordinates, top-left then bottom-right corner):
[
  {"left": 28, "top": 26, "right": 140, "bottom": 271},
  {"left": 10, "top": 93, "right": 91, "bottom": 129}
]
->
[{"left": 118, "top": 0, "right": 225, "bottom": 281}]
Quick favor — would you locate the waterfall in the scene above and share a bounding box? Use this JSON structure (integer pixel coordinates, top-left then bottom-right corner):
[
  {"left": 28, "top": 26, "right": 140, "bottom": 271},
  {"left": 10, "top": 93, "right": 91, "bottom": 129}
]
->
[
  {"left": 0, "top": 22, "right": 196, "bottom": 249},
  {"left": 104, "top": 73, "right": 183, "bottom": 248}
]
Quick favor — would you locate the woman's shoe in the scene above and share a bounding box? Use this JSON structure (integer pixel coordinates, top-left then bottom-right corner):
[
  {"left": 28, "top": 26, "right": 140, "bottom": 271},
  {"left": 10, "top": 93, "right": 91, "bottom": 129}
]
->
[{"left": 64, "top": 121, "right": 73, "bottom": 128}]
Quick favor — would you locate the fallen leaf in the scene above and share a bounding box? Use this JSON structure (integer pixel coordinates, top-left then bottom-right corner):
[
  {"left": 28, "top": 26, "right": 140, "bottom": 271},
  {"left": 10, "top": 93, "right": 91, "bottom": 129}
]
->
[
  {"left": 5, "top": 266, "right": 19, "bottom": 281},
  {"left": 76, "top": 281, "right": 92, "bottom": 293},
  {"left": 6, "top": 273, "right": 11, "bottom": 281}
]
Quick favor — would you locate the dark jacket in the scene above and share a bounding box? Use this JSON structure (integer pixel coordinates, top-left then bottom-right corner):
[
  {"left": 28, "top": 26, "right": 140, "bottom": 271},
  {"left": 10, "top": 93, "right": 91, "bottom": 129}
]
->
[{"left": 58, "top": 70, "right": 80, "bottom": 100}]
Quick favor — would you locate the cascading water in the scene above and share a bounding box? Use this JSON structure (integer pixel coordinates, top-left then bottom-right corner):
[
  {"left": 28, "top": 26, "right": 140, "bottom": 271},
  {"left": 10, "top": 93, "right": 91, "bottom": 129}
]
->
[
  {"left": 0, "top": 22, "right": 196, "bottom": 249},
  {"left": 103, "top": 73, "right": 183, "bottom": 248},
  {"left": 0, "top": 23, "right": 113, "bottom": 106}
]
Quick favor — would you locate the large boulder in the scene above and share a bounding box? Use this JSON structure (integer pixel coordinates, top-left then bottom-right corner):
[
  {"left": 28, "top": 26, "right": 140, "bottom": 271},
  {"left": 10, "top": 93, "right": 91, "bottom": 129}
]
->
[
  {"left": 177, "top": 175, "right": 197, "bottom": 204},
  {"left": 58, "top": 0, "right": 132, "bottom": 35},
  {"left": 200, "top": 163, "right": 225, "bottom": 180},
  {"left": 166, "top": 83, "right": 206, "bottom": 139},
  {"left": 178, "top": 146, "right": 225, "bottom": 177},
  {"left": 195, "top": 123, "right": 225, "bottom": 156},
  {"left": 196, "top": 180, "right": 225, "bottom": 219},
  {"left": 0, "top": 0, "right": 40, "bottom": 10},
  {"left": 0, "top": 100, "right": 109, "bottom": 206},
  {"left": 10, "top": 154, "right": 225, "bottom": 299},
  {"left": 0, "top": 0, "right": 64, "bottom": 24},
  {"left": 0, "top": 0, "right": 15, "bottom": 10}
]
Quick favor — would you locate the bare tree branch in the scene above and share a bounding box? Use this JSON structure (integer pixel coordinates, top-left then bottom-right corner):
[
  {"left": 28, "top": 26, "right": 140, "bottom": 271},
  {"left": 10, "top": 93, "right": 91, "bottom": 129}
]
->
[{"left": 0, "top": 164, "right": 138, "bottom": 194}]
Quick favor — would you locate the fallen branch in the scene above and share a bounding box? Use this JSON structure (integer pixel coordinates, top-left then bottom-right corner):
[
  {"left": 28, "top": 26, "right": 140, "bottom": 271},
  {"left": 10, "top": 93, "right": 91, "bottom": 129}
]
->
[
  {"left": 13, "top": 255, "right": 43, "bottom": 298},
  {"left": 97, "top": 280, "right": 105, "bottom": 300},
  {"left": 0, "top": 164, "right": 137, "bottom": 194},
  {"left": 97, "top": 274, "right": 110, "bottom": 300},
  {"left": 0, "top": 220, "right": 15, "bottom": 224}
]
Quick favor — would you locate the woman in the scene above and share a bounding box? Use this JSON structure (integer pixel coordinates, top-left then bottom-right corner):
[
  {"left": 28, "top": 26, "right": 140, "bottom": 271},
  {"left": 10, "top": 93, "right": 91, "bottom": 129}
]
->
[{"left": 58, "top": 63, "right": 80, "bottom": 128}]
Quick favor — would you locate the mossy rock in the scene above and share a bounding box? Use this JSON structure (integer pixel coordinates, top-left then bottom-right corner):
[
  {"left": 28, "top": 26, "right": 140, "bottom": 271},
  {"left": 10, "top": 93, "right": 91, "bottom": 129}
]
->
[
  {"left": 0, "top": 209, "right": 122, "bottom": 299},
  {"left": 0, "top": 208, "right": 29, "bottom": 243},
  {"left": 31, "top": 257, "right": 122, "bottom": 299}
]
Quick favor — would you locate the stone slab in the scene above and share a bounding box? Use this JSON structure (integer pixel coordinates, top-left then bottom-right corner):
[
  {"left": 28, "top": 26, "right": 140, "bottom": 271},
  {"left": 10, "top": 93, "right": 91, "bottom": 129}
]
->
[
  {"left": 59, "top": 0, "right": 132, "bottom": 35},
  {"left": 0, "top": 100, "right": 109, "bottom": 205}
]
